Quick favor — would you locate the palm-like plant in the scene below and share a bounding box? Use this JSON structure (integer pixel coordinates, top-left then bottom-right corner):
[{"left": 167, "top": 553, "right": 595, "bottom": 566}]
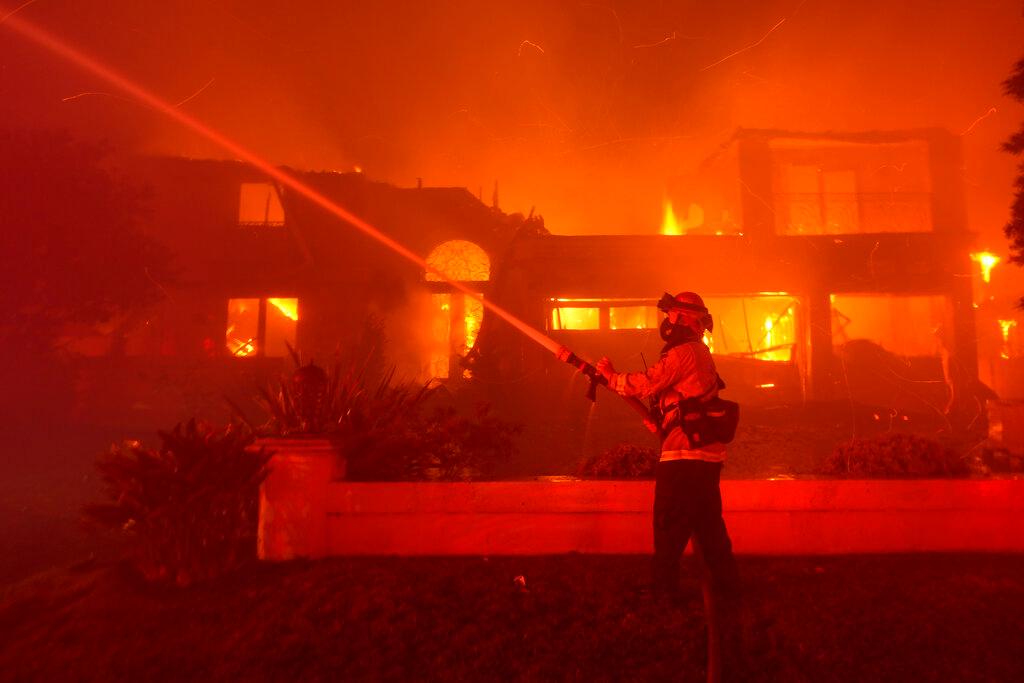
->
[
  {"left": 247, "top": 343, "right": 433, "bottom": 437},
  {"left": 249, "top": 347, "right": 518, "bottom": 481},
  {"left": 84, "top": 420, "right": 272, "bottom": 586}
]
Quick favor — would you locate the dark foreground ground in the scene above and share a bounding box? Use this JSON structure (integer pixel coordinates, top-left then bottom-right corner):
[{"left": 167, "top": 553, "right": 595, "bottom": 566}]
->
[{"left": 1, "top": 554, "right": 1022, "bottom": 683}]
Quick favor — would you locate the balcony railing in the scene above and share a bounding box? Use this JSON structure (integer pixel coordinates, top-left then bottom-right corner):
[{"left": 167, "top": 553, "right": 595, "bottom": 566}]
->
[{"left": 774, "top": 192, "right": 932, "bottom": 235}]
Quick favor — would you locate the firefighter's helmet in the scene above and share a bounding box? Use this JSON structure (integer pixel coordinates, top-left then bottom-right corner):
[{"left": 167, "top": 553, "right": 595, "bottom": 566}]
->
[{"left": 657, "top": 291, "right": 713, "bottom": 333}]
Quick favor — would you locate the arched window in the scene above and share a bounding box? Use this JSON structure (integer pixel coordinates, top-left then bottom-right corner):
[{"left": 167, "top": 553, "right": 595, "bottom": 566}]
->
[
  {"left": 425, "top": 240, "right": 489, "bottom": 379},
  {"left": 425, "top": 239, "right": 490, "bottom": 282}
]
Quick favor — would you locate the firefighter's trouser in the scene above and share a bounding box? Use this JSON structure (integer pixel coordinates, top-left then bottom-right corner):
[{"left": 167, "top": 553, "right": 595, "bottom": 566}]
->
[{"left": 652, "top": 459, "right": 739, "bottom": 594}]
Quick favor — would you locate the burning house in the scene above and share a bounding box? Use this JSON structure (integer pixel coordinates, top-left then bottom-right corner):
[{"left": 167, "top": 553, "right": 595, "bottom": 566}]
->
[
  {"left": 69, "top": 156, "right": 537, "bottom": 427},
  {"left": 69, "top": 127, "right": 993, "bottom": 466},
  {"left": 480, "top": 128, "right": 980, "bottom": 409}
]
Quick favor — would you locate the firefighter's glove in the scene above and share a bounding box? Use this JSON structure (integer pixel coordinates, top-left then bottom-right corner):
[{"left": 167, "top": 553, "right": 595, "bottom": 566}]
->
[
  {"left": 556, "top": 346, "right": 573, "bottom": 363},
  {"left": 595, "top": 357, "right": 616, "bottom": 382}
]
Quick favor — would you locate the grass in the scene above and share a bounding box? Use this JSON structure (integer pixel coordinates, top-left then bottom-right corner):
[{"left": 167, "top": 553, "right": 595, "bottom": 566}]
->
[{"left": 2, "top": 554, "right": 1022, "bottom": 682}]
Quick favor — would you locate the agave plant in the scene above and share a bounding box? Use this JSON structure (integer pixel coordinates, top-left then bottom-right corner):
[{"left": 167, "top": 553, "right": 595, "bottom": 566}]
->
[
  {"left": 249, "top": 344, "right": 435, "bottom": 440},
  {"left": 247, "top": 345, "right": 519, "bottom": 481},
  {"left": 84, "top": 420, "right": 272, "bottom": 586}
]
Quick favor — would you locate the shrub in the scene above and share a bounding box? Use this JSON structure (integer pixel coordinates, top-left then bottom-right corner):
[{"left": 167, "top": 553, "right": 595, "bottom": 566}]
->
[
  {"left": 241, "top": 341, "right": 435, "bottom": 439},
  {"left": 823, "top": 433, "right": 969, "bottom": 478},
  {"left": 342, "top": 401, "right": 521, "bottom": 482},
  {"left": 423, "top": 404, "right": 521, "bottom": 481},
  {"left": 249, "top": 352, "right": 520, "bottom": 481},
  {"left": 578, "top": 443, "right": 660, "bottom": 479},
  {"left": 84, "top": 420, "right": 272, "bottom": 586}
]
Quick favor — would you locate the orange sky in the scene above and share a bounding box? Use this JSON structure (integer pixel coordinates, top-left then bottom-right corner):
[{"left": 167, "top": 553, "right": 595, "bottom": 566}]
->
[{"left": 2, "top": 0, "right": 1022, "bottom": 262}]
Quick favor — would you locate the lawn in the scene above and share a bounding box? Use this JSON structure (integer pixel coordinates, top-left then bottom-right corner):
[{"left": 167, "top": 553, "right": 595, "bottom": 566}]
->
[{"left": 2, "top": 554, "right": 1022, "bottom": 682}]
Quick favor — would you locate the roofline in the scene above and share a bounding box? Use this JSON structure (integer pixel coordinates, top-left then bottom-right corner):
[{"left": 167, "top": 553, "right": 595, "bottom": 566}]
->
[{"left": 733, "top": 126, "right": 954, "bottom": 144}]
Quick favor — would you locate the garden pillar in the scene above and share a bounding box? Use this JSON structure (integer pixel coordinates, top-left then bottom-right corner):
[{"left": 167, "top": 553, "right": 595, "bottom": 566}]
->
[{"left": 256, "top": 438, "right": 343, "bottom": 561}]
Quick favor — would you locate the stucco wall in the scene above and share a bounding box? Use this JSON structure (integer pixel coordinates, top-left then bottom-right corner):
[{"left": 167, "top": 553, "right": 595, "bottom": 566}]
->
[{"left": 257, "top": 451, "right": 1024, "bottom": 560}]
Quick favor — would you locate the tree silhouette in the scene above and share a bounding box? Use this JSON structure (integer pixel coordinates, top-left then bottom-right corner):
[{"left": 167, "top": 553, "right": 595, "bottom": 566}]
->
[
  {"left": 0, "top": 130, "right": 172, "bottom": 353},
  {"left": 0, "top": 130, "right": 173, "bottom": 425},
  {"left": 1003, "top": 56, "right": 1024, "bottom": 273}
]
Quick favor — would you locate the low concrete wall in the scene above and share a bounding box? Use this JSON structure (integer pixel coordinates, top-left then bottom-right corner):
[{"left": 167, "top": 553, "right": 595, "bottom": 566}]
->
[{"left": 258, "top": 453, "right": 1024, "bottom": 559}]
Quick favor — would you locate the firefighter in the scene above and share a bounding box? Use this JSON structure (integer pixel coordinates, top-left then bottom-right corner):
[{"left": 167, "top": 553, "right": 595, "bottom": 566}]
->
[{"left": 597, "top": 291, "right": 740, "bottom": 598}]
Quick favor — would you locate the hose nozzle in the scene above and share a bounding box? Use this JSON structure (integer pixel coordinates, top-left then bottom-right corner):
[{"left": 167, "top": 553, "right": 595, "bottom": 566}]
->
[{"left": 557, "top": 347, "right": 607, "bottom": 402}]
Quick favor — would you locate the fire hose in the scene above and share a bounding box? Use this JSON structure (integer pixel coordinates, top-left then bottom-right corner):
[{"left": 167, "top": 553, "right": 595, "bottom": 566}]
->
[{"left": 559, "top": 346, "right": 722, "bottom": 683}]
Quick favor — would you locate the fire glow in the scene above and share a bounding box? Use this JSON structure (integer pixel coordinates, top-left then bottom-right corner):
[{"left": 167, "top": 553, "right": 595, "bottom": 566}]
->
[
  {"left": 755, "top": 304, "right": 796, "bottom": 362},
  {"left": 661, "top": 201, "right": 682, "bottom": 236},
  {"left": 225, "top": 297, "right": 298, "bottom": 357},
  {"left": 970, "top": 251, "right": 1001, "bottom": 283},
  {"left": 659, "top": 200, "right": 705, "bottom": 236},
  {"left": 2, "top": 13, "right": 564, "bottom": 361},
  {"left": 269, "top": 298, "right": 299, "bottom": 322},
  {"left": 998, "top": 319, "right": 1017, "bottom": 360}
]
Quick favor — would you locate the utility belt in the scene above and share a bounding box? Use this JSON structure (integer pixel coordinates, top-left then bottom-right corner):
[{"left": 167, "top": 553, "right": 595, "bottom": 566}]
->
[{"left": 654, "top": 380, "right": 740, "bottom": 449}]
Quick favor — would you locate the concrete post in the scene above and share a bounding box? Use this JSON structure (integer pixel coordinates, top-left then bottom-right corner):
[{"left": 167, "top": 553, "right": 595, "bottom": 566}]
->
[{"left": 256, "top": 438, "right": 343, "bottom": 561}]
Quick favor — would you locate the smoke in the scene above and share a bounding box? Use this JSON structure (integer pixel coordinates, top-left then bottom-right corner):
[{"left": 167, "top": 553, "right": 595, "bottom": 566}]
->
[{"left": 2, "top": 0, "right": 1021, "bottom": 245}]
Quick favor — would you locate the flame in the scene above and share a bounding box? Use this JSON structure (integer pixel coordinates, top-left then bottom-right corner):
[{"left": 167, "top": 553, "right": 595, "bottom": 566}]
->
[
  {"left": 661, "top": 201, "right": 682, "bottom": 236},
  {"left": 231, "top": 340, "right": 256, "bottom": 357},
  {"left": 268, "top": 298, "right": 299, "bottom": 321},
  {"left": 226, "top": 325, "right": 257, "bottom": 357},
  {"left": 429, "top": 294, "right": 452, "bottom": 378},
  {"left": 465, "top": 296, "right": 483, "bottom": 350},
  {"left": 660, "top": 201, "right": 705, "bottom": 236},
  {"left": 755, "top": 308, "right": 794, "bottom": 361},
  {"left": 702, "top": 330, "right": 714, "bottom": 353},
  {"left": 226, "top": 299, "right": 260, "bottom": 356},
  {"left": 970, "top": 251, "right": 1001, "bottom": 283},
  {"left": 999, "top": 319, "right": 1017, "bottom": 359}
]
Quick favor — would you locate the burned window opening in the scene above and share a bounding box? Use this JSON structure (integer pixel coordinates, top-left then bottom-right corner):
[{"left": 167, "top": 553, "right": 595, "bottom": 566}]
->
[
  {"left": 548, "top": 299, "right": 660, "bottom": 332},
  {"left": 772, "top": 141, "right": 933, "bottom": 235},
  {"left": 547, "top": 296, "right": 799, "bottom": 363},
  {"left": 425, "top": 239, "right": 490, "bottom": 283},
  {"left": 238, "top": 182, "right": 285, "bottom": 227},
  {"left": 830, "top": 294, "right": 947, "bottom": 358},
  {"left": 226, "top": 297, "right": 298, "bottom": 358},
  {"left": 425, "top": 240, "right": 489, "bottom": 379}
]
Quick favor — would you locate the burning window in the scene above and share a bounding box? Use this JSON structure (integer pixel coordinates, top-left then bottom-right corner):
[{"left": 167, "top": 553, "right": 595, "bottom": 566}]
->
[
  {"left": 831, "top": 295, "right": 947, "bottom": 357},
  {"left": 779, "top": 165, "right": 860, "bottom": 234},
  {"left": 609, "top": 306, "right": 659, "bottom": 330},
  {"left": 238, "top": 183, "right": 285, "bottom": 226},
  {"left": 546, "top": 295, "right": 797, "bottom": 361},
  {"left": 551, "top": 305, "right": 600, "bottom": 331},
  {"left": 226, "top": 297, "right": 298, "bottom": 357},
  {"left": 429, "top": 293, "right": 452, "bottom": 378},
  {"left": 425, "top": 240, "right": 490, "bottom": 282},
  {"left": 772, "top": 141, "right": 932, "bottom": 235},
  {"left": 425, "top": 240, "right": 489, "bottom": 379},
  {"left": 548, "top": 300, "right": 659, "bottom": 332},
  {"left": 702, "top": 295, "right": 799, "bottom": 362},
  {"left": 427, "top": 292, "right": 486, "bottom": 379}
]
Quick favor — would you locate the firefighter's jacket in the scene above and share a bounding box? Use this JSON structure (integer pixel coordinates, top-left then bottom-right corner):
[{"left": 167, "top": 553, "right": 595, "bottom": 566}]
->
[{"left": 608, "top": 340, "right": 726, "bottom": 463}]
